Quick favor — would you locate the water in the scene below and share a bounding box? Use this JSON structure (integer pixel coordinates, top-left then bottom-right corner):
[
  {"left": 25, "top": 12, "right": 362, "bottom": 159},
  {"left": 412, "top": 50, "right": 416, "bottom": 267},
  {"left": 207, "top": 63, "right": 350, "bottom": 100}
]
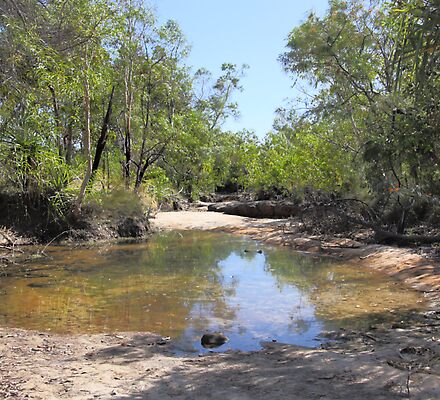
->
[{"left": 0, "top": 231, "right": 426, "bottom": 352}]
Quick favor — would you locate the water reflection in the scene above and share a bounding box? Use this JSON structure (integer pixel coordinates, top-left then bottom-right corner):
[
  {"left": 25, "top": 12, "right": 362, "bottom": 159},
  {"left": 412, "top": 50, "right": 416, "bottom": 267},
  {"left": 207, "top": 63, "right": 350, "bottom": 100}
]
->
[{"left": 0, "top": 231, "right": 426, "bottom": 352}]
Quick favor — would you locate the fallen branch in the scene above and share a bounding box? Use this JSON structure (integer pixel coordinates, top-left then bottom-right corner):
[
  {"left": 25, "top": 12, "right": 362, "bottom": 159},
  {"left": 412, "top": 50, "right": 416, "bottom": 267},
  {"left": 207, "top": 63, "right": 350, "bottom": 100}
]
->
[
  {"left": 373, "top": 229, "right": 440, "bottom": 245},
  {"left": 343, "top": 214, "right": 440, "bottom": 245},
  {"left": 0, "top": 245, "right": 24, "bottom": 253}
]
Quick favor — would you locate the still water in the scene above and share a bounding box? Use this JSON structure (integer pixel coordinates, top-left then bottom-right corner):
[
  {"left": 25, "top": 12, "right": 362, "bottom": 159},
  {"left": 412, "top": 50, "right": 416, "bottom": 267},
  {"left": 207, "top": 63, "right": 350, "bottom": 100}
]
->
[{"left": 0, "top": 231, "right": 426, "bottom": 352}]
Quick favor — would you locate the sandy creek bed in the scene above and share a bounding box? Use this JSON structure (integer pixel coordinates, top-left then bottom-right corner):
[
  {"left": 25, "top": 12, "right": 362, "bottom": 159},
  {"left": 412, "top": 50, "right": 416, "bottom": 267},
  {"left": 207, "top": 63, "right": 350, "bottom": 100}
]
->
[{"left": 0, "top": 211, "right": 439, "bottom": 399}]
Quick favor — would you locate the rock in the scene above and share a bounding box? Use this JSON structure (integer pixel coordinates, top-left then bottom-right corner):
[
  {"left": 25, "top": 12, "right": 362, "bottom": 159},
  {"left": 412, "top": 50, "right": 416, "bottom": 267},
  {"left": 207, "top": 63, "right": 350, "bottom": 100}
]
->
[
  {"left": 201, "top": 333, "right": 229, "bottom": 349},
  {"left": 207, "top": 200, "right": 299, "bottom": 219},
  {"left": 27, "top": 282, "right": 53, "bottom": 288}
]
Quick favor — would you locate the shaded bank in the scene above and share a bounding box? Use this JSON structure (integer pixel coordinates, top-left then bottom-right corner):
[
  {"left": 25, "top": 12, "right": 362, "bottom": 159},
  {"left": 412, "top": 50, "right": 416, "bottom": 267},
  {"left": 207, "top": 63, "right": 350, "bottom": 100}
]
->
[{"left": 0, "top": 192, "right": 150, "bottom": 244}]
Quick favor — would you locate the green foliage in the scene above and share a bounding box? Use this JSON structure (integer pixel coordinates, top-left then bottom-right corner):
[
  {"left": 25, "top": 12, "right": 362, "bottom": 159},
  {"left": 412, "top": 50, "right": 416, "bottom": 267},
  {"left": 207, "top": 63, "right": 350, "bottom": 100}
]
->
[
  {"left": 2, "top": 0, "right": 437, "bottom": 236},
  {"left": 0, "top": 0, "right": 247, "bottom": 214},
  {"left": 88, "top": 188, "right": 150, "bottom": 219},
  {"left": 279, "top": 0, "right": 440, "bottom": 200},
  {"left": 241, "top": 124, "right": 357, "bottom": 196},
  {"left": 142, "top": 166, "right": 173, "bottom": 202}
]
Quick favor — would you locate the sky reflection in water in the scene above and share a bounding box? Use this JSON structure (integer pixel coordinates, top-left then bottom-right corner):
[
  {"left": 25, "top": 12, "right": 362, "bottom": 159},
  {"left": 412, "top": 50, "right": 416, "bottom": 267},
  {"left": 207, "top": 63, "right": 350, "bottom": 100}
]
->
[{"left": 0, "top": 231, "right": 426, "bottom": 352}]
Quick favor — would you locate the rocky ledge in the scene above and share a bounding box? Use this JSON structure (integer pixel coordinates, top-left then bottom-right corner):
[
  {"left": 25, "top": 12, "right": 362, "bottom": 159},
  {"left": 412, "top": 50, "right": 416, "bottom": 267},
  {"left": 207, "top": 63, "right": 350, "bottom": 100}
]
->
[{"left": 207, "top": 200, "right": 299, "bottom": 219}]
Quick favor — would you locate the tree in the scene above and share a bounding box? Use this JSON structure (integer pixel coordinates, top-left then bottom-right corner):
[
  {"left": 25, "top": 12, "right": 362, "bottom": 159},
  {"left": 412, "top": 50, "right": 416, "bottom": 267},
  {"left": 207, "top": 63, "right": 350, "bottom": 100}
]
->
[
  {"left": 278, "top": 0, "right": 439, "bottom": 231},
  {"left": 194, "top": 63, "right": 248, "bottom": 131},
  {"left": 0, "top": 0, "right": 251, "bottom": 216}
]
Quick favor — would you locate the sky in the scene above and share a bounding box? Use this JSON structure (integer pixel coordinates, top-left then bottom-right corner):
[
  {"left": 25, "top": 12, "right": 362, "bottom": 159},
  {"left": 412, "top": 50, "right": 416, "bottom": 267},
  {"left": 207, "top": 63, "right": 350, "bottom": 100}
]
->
[{"left": 154, "top": 0, "right": 329, "bottom": 138}]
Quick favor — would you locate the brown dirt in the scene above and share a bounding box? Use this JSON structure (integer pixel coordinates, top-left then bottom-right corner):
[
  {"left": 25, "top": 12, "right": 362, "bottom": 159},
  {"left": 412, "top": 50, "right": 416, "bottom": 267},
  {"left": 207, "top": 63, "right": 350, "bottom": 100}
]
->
[{"left": 0, "top": 211, "right": 439, "bottom": 400}]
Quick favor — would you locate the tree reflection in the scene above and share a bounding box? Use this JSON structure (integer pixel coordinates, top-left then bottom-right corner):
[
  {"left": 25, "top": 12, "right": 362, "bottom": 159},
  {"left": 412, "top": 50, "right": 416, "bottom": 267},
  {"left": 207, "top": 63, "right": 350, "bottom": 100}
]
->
[{"left": 0, "top": 231, "right": 427, "bottom": 351}]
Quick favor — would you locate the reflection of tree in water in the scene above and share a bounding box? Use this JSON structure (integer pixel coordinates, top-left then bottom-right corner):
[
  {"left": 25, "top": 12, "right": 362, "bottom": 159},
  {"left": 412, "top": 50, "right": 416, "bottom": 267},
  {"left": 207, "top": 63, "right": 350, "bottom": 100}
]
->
[
  {"left": 287, "top": 293, "right": 312, "bottom": 335},
  {"left": 262, "top": 245, "right": 425, "bottom": 332},
  {"left": 99, "top": 231, "right": 245, "bottom": 337},
  {"left": 0, "top": 231, "right": 245, "bottom": 337},
  {"left": 0, "top": 231, "right": 425, "bottom": 348},
  {"left": 264, "top": 249, "right": 337, "bottom": 288}
]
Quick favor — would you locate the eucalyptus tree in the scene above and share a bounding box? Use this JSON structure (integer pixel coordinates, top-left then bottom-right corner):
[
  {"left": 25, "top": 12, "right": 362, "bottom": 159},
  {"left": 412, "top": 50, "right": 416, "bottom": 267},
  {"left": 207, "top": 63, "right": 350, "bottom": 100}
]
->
[
  {"left": 194, "top": 63, "right": 248, "bottom": 132},
  {"left": 163, "top": 63, "right": 250, "bottom": 197},
  {"left": 280, "top": 0, "right": 439, "bottom": 196},
  {"left": 63, "top": 0, "right": 116, "bottom": 212},
  {"left": 132, "top": 20, "right": 193, "bottom": 190},
  {"left": 113, "top": 10, "right": 193, "bottom": 190}
]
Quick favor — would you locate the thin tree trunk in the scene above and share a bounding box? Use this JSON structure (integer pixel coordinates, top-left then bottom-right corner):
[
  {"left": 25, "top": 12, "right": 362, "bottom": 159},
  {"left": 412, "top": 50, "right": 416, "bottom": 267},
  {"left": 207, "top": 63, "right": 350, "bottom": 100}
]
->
[
  {"left": 91, "top": 86, "right": 115, "bottom": 175},
  {"left": 124, "top": 62, "right": 133, "bottom": 185},
  {"left": 134, "top": 142, "right": 167, "bottom": 189},
  {"left": 74, "top": 52, "right": 92, "bottom": 214},
  {"left": 64, "top": 120, "right": 73, "bottom": 164},
  {"left": 136, "top": 86, "right": 151, "bottom": 187},
  {"left": 49, "top": 85, "right": 63, "bottom": 157}
]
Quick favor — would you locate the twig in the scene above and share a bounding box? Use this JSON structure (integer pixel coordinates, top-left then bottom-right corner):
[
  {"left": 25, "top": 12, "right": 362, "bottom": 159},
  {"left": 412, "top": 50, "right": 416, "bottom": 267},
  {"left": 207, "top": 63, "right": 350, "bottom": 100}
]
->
[
  {"left": 0, "top": 245, "right": 24, "bottom": 253},
  {"left": 39, "top": 230, "right": 71, "bottom": 257}
]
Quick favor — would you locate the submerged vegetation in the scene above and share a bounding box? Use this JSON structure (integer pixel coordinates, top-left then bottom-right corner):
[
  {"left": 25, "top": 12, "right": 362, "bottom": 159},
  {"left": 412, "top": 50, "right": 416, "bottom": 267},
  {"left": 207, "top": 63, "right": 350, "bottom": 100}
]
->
[{"left": 0, "top": 0, "right": 439, "bottom": 239}]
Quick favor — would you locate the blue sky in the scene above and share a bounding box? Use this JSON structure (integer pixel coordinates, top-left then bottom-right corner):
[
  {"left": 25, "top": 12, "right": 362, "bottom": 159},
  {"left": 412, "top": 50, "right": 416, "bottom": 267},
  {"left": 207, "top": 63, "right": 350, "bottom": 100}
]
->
[{"left": 154, "top": 0, "right": 329, "bottom": 137}]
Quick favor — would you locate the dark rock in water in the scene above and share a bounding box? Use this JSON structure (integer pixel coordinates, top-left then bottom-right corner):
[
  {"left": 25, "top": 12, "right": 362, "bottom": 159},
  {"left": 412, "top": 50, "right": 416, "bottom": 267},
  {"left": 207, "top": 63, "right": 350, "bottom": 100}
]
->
[
  {"left": 244, "top": 249, "right": 263, "bottom": 254},
  {"left": 27, "top": 282, "right": 53, "bottom": 288},
  {"left": 156, "top": 336, "right": 171, "bottom": 346},
  {"left": 201, "top": 333, "right": 229, "bottom": 349},
  {"left": 25, "top": 274, "right": 50, "bottom": 279}
]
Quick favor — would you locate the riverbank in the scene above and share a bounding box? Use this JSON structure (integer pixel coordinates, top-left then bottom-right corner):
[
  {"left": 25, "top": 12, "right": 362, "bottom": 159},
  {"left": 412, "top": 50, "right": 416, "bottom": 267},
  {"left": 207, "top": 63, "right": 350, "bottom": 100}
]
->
[
  {"left": 1, "top": 210, "right": 439, "bottom": 399},
  {"left": 1, "top": 322, "right": 439, "bottom": 400}
]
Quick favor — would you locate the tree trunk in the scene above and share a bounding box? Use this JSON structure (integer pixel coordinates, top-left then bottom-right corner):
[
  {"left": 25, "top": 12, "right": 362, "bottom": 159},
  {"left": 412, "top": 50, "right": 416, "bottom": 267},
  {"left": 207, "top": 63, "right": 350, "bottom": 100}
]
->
[
  {"left": 49, "top": 85, "right": 64, "bottom": 157},
  {"left": 123, "top": 63, "right": 133, "bottom": 185},
  {"left": 91, "top": 86, "right": 115, "bottom": 175},
  {"left": 136, "top": 88, "right": 151, "bottom": 188},
  {"left": 74, "top": 57, "right": 92, "bottom": 214},
  {"left": 135, "top": 160, "right": 149, "bottom": 189},
  {"left": 64, "top": 119, "right": 73, "bottom": 164},
  {"left": 134, "top": 143, "right": 167, "bottom": 189}
]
